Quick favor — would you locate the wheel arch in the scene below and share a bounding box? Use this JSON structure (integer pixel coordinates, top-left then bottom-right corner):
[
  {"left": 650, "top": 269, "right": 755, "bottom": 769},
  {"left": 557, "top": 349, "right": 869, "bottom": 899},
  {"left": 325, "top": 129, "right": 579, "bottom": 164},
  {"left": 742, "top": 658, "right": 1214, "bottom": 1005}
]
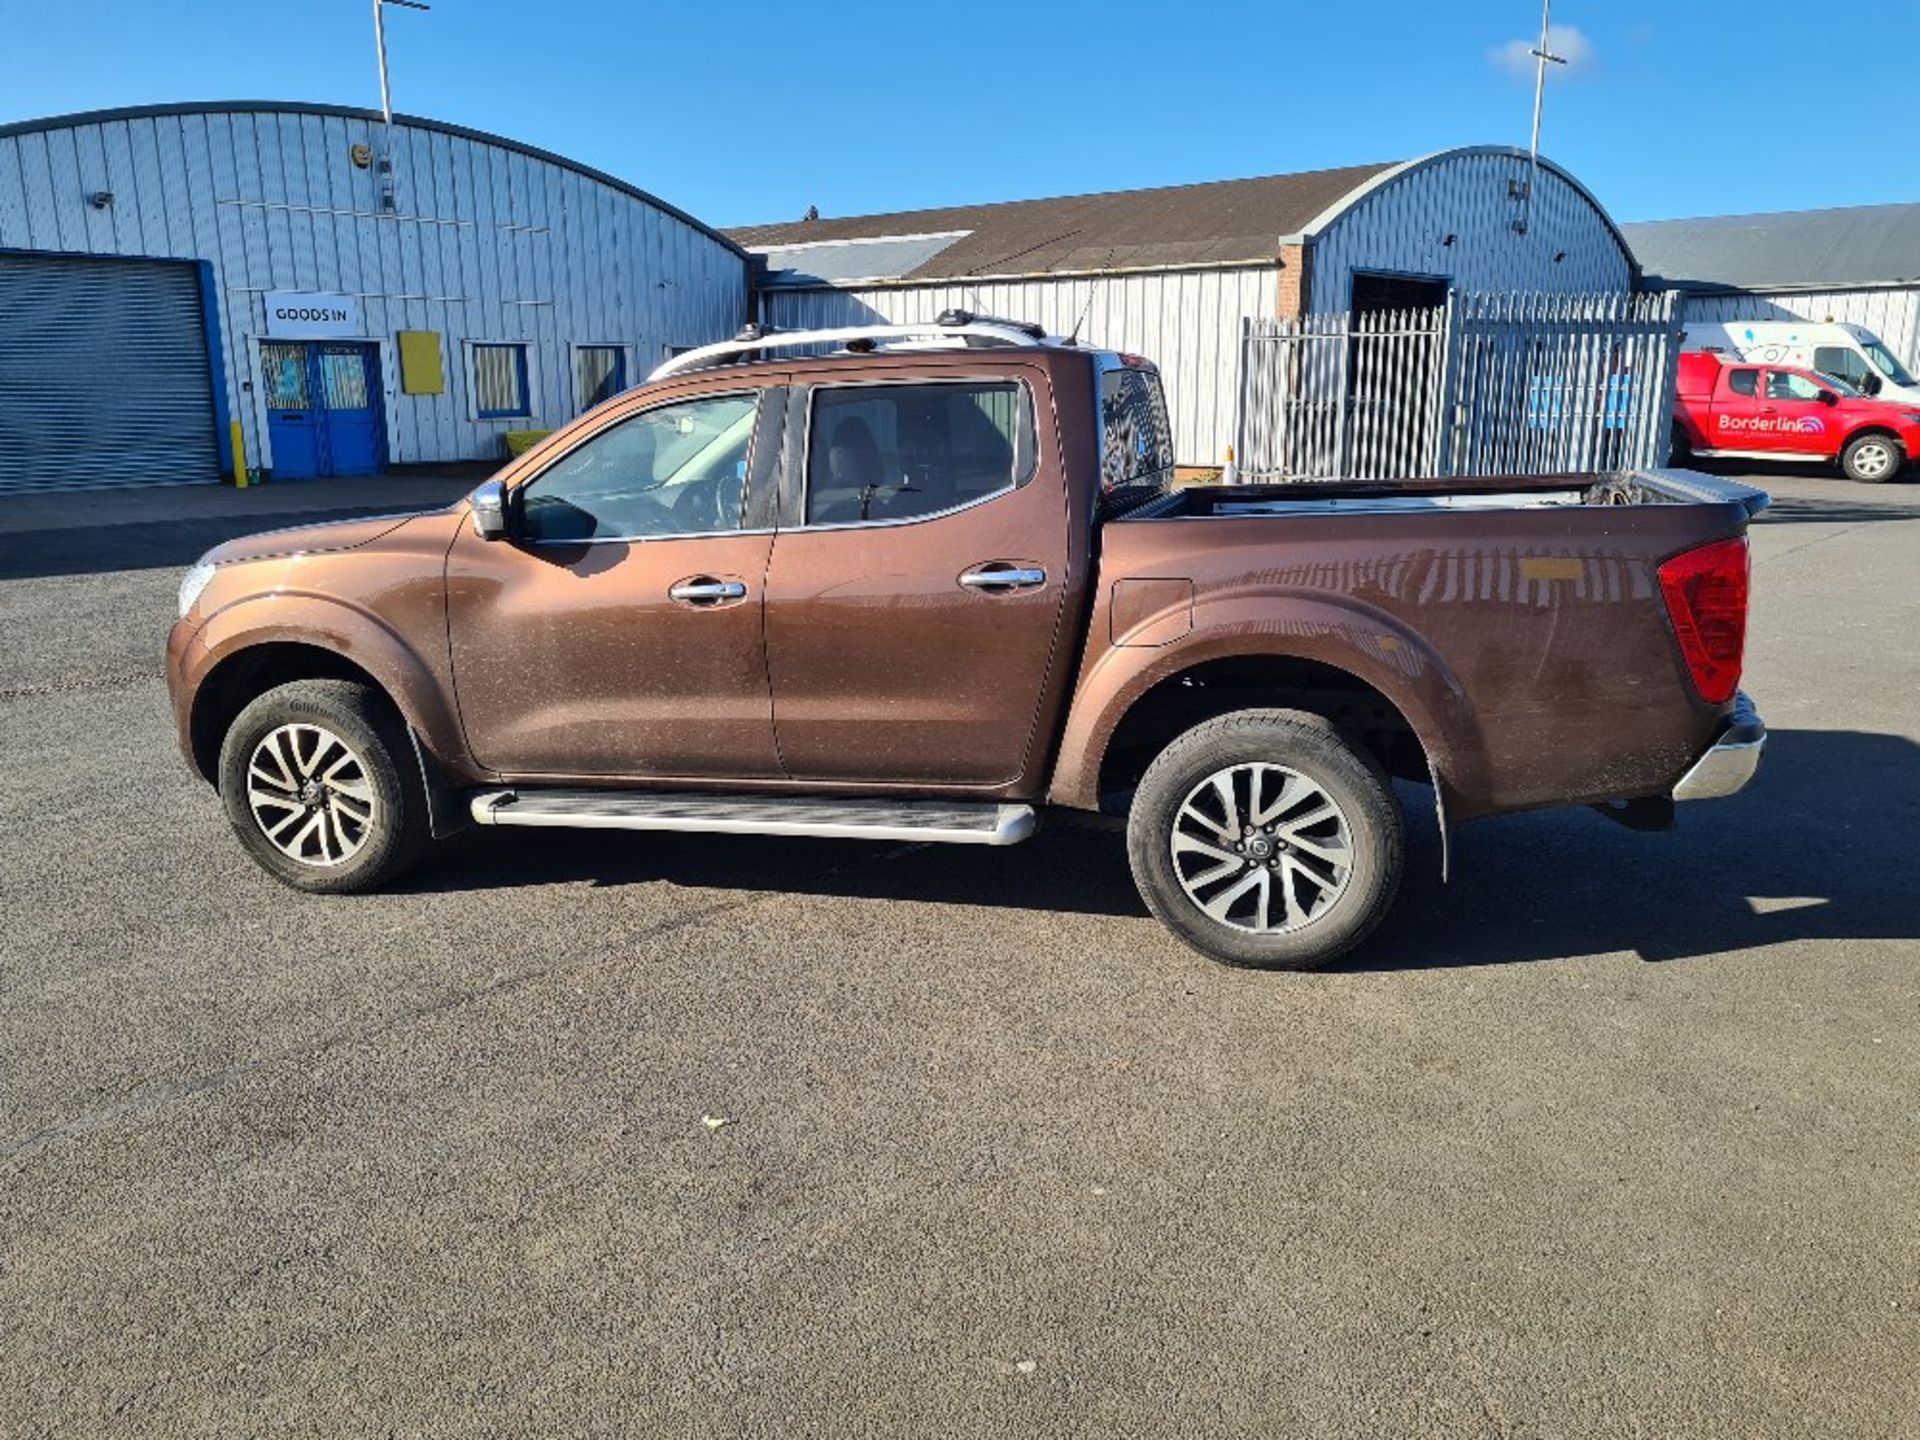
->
[
  {"left": 189, "top": 641, "right": 391, "bottom": 783},
  {"left": 1093, "top": 654, "right": 1433, "bottom": 807},
  {"left": 1047, "top": 595, "right": 1486, "bottom": 818},
  {"left": 1842, "top": 424, "right": 1904, "bottom": 449}
]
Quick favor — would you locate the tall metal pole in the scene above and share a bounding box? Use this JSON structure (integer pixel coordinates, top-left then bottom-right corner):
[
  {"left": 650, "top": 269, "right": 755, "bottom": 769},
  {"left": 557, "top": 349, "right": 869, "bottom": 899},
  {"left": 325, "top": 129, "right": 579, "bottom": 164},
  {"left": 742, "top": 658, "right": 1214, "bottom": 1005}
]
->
[
  {"left": 372, "top": 0, "right": 393, "bottom": 126},
  {"left": 370, "top": 0, "right": 428, "bottom": 213},
  {"left": 1526, "top": 0, "right": 1566, "bottom": 234}
]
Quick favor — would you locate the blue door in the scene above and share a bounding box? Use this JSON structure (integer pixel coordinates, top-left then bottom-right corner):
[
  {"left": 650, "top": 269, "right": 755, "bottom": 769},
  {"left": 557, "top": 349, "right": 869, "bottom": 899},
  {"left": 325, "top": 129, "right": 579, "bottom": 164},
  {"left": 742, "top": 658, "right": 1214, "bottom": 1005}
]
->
[
  {"left": 261, "top": 342, "right": 385, "bottom": 479},
  {"left": 317, "top": 343, "right": 382, "bottom": 475},
  {"left": 262, "top": 342, "right": 321, "bottom": 479}
]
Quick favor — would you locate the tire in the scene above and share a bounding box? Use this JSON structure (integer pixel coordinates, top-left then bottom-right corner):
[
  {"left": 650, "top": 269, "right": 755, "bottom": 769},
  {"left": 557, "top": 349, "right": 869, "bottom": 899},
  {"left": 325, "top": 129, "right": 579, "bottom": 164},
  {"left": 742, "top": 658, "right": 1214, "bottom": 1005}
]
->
[
  {"left": 1841, "top": 431, "right": 1903, "bottom": 483},
  {"left": 217, "top": 679, "right": 430, "bottom": 894},
  {"left": 1126, "top": 708, "right": 1404, "bottom": 970},
  {"left": 1669, "top": 423, "right": 1694, "bottom": 466}
]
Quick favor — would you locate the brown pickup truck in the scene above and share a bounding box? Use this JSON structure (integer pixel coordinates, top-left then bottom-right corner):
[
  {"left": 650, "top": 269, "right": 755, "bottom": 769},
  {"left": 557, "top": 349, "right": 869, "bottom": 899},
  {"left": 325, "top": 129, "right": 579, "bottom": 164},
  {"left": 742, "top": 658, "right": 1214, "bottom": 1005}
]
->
[{"left": 168, "top": 314, "right": 1767, "bottom": 968}]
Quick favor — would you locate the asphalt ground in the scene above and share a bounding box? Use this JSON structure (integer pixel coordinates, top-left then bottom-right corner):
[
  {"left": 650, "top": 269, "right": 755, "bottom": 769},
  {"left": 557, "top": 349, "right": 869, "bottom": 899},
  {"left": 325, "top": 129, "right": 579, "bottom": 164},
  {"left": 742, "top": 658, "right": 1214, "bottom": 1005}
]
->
[{"left": 1, "top": 470, "right": 1916, "bottom": 1438}]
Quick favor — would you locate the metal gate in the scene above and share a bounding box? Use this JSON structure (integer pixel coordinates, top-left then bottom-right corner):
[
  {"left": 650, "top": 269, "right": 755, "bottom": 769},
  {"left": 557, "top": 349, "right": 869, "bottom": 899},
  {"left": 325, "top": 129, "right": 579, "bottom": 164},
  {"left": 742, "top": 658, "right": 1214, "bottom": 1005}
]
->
[
  {"left": 1233, "top": 290, "right": 1685, "bottom": 482},
  {"left": 0, "top": 252, "right": 221, "bottom": 492}
]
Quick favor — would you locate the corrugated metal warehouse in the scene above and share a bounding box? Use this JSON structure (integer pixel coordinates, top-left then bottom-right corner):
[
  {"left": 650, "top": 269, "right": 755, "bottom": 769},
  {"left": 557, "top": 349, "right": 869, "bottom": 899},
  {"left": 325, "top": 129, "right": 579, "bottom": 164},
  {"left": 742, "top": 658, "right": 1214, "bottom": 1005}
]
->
[
  {"left": 734, "top": 146, "right": 1636, "bottom": 465},
  {"left": 1624, "top": 204, "right": 1920, "bottom": 371},
  {"left": 0, "top": 102, "right": 748, "bottom": 491}
]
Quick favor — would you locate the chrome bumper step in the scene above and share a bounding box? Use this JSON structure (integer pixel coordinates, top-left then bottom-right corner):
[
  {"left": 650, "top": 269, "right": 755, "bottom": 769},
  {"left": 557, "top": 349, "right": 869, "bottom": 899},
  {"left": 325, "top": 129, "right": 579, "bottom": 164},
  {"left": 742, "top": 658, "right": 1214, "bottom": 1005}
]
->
[
  {"left": 468, "top": 788, "right": 1036, "bottom": 846},
  {"left": 1672, "top": 691, "right": 1767, "bottom": 802}
]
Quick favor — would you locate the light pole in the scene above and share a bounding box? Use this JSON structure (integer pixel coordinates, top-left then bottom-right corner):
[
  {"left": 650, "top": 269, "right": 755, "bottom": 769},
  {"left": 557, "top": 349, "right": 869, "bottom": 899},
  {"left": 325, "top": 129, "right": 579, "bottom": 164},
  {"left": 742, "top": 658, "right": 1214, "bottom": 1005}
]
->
[
  {"left": 1524, "top": 0, "right": 1567, "bottom": 234},
  {"left": 371, "top": 0, "right": 430, "bottom": 212}
]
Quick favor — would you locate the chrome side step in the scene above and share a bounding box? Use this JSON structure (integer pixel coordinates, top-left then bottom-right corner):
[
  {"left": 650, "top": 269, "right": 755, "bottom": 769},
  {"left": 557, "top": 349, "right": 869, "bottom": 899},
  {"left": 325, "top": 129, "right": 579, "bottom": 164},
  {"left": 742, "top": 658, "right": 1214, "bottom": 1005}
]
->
[{"left": 468, "top": 788, "right": 1036, "bottom": 847}]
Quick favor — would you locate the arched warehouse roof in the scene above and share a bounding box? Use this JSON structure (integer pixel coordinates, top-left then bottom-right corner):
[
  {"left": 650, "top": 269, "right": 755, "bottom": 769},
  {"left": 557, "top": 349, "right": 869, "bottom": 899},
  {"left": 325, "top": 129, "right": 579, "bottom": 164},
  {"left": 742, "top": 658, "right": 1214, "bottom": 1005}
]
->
[
  {"left": 733, "top": 145, "right": 1635, "bottom": 292},
  {"left": 0, "top": 99, "right": 745, "bottom": 255},
  {"left": 0, "top": 101, "right": 750, "bottom": 479}
]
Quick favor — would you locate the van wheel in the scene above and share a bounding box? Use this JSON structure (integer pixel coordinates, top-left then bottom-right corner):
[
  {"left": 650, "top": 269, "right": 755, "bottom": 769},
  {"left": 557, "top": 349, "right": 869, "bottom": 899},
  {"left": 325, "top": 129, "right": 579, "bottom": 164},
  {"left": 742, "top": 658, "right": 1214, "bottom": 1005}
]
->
[
  {"left": 1126, "top": 709, "right": 1404, "bottom": 969},
  {"left": 217, "top": 679, "right": 430, "bottom": 894},
  {"left": 1669, "top": 423, "right": 1693, "bottom": 465},
  {"left": 1841, "top": 432, "right": 1902, "bottom": 482}
]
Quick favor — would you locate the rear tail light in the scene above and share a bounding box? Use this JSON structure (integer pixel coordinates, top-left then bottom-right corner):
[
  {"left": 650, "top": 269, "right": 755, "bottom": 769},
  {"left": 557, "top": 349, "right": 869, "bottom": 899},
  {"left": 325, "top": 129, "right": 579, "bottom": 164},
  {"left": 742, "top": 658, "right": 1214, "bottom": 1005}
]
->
[{"left": 1658, "top": 536, "right": 1749, "bottom": 704}]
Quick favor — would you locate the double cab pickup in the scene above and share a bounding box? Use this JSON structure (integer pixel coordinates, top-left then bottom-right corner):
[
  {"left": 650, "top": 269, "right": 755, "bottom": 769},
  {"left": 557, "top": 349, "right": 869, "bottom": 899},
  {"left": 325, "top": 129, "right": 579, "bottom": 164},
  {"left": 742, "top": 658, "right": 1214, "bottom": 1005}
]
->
[
  {"left": 1674, "top": 349, "right": 1920, "bottom": 482},
  {"left": 169, "top": 314, "right": 1767, "bottom": 968}
]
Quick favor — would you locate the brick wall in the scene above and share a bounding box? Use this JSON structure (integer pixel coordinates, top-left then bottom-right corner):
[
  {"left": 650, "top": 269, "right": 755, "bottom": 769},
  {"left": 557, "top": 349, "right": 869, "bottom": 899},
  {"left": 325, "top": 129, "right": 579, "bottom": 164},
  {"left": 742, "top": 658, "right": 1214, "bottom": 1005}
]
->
[{"left": 1276, "top": 242, "right": 1314, "bottom": 320}]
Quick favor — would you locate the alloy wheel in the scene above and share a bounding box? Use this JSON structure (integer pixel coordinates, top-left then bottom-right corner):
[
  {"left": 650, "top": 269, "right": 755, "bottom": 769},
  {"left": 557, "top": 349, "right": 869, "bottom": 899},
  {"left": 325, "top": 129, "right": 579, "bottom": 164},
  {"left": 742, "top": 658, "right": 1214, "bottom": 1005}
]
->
[
  {"left": 245, "top": 723, "right": 377, "bottom": 867},
  {"left": 1169, "top": 762, "right": 1354, "bottom": 934},
  {"left": 1854, "top": 441, "right": 1895, "bottom": 479}
]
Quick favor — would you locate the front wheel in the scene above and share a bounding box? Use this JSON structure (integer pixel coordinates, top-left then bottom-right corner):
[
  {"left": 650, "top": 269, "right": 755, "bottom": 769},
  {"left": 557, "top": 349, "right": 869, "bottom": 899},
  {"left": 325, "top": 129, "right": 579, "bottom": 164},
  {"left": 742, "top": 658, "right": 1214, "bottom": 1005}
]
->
[
  {"left": 1126, "top": 708, "right": 1404, "bottom": 969},
  {"left": 1841, "top": 432, "right": 1903, "bottom": 483},
  {"left": 217, "top": 679, "right": 431, "bottom": 893}
]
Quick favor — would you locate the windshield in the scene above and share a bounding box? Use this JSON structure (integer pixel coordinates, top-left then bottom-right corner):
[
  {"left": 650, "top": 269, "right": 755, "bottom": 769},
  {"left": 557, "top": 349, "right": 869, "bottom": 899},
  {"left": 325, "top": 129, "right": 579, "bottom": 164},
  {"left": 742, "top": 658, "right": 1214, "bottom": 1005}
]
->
[{"left": 1863, "top": 340, "right": 1917, "bottom": 388}]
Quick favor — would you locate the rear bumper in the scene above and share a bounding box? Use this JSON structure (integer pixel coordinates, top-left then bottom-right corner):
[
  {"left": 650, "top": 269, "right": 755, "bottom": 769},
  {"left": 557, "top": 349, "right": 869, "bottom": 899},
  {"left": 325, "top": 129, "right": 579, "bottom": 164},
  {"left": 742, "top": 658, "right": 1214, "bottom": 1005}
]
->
[{"left": 1673, "top": 691, "right": 1765, "bottom": 801}]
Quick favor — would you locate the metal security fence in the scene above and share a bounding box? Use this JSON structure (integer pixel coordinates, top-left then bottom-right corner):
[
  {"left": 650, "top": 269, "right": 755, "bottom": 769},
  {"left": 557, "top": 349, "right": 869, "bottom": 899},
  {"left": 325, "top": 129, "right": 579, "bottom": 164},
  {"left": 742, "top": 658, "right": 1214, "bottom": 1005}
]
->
[{"left": 1233, "top": 291, "right": 1685, "bottom": 482}]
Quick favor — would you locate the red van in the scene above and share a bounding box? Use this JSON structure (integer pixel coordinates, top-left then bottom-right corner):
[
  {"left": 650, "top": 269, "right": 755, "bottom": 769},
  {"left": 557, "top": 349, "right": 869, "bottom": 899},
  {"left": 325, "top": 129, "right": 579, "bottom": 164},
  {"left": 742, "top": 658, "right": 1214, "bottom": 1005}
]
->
[{"left": 1673, "top": 351, "right": 1920, "bottom": 482}]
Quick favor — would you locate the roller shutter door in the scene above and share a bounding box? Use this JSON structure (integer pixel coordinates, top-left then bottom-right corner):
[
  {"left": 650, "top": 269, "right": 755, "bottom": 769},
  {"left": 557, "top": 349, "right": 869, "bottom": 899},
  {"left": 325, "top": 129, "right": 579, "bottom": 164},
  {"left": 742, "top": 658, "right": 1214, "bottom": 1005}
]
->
[{"left": 0, "top": 252, "right": 221, "bottom": 492}]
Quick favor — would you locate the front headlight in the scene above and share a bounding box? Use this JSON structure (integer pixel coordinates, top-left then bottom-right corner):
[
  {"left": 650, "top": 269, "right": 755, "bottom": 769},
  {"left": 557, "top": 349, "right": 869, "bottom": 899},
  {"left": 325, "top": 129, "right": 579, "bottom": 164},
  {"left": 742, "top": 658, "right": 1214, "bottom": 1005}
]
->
[{"left": 177, "top": 561, "right": 217, "bottom": 619}]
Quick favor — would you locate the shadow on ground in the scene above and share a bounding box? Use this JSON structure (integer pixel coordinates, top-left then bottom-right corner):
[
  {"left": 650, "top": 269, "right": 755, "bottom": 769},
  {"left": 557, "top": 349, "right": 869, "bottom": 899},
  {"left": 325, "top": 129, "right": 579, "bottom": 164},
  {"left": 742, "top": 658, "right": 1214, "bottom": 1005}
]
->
[
  {"left": 399, "top": 728, "right": 1918, "bottom": 971},
  {"left": 1753, "top": 494, "right": 1920, "bottom": 526},
  {"left": 0, "top": 476, "right": 478, "bottom": 582}
]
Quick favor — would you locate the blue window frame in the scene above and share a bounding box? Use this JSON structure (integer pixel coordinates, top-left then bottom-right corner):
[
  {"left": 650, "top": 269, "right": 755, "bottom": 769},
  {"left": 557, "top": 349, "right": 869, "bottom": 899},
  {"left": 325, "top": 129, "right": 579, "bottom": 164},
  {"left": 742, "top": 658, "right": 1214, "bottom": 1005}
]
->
[{"left": 474, "top": 343, "right": 530, "bottom": 419}]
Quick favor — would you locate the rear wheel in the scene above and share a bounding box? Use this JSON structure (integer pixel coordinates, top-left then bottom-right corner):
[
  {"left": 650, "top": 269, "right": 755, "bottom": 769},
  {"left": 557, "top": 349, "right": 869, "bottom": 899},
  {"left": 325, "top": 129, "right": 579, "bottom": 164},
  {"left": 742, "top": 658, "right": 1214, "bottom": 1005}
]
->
[
  {"left": 217, "top": 679, "right": 430, "bottom": 893},
  {"left": 1841, "top": 431, "right": 1902, "bottom": 482},
  {"left": 1126, "top": 708, "right": 1404, "bottom": 969}
]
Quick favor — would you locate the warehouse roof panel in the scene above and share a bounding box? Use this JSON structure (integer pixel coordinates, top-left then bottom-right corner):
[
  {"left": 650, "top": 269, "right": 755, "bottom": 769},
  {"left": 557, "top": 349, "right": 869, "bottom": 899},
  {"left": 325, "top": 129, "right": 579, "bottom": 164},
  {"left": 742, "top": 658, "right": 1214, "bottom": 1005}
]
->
[
  {"left": 1622, "top": 204, "right": 1920, "bottom": 291},
  {"left": 731, "top": 162, "right": 1398, "bottom": 282}
]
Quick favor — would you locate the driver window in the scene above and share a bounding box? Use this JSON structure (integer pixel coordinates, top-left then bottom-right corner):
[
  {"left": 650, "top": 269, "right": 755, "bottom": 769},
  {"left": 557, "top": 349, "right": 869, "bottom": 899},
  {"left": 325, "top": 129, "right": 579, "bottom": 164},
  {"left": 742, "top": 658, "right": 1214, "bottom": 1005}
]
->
[
  {"left": 1813, "top": 345, "right": 1869, "bottom": 388},
  {"left": 1765, "top": 370, "right": 1824, "bottom": 402},
  {"left": 520, "top": 392, "right": 758, "bottom": 542}
]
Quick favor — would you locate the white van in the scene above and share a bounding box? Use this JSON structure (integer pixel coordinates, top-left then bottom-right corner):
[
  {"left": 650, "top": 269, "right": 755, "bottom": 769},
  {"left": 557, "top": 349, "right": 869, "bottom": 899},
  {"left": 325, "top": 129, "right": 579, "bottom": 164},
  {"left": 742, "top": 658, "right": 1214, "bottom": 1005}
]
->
[{"left": 1683, "top": 320, "right": 1920, "bottom": 404}]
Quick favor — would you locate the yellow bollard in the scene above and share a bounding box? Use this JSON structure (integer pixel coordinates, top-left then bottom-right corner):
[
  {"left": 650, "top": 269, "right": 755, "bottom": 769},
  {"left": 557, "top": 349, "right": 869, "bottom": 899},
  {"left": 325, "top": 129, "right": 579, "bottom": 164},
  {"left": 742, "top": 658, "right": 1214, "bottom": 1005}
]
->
[{"left": 230, "top": 420, "right": 249, "bottom": 488}]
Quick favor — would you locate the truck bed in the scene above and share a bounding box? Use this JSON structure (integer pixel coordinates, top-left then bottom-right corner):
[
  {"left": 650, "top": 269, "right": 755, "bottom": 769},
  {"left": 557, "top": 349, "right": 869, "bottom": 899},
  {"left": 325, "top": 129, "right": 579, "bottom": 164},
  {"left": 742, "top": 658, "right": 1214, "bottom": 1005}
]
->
[
  {"left": 1066, "top": 468, "right": 1767, "bottom": 822},
  {"left": 1130, "top": 469, "right": 1770, "bottom": 521}
]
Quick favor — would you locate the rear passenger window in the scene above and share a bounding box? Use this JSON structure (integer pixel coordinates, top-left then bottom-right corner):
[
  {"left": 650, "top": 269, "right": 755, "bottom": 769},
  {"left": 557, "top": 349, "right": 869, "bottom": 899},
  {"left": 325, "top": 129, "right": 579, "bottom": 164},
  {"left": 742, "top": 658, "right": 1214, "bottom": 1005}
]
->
[
  {"left": 805, "top": 381, "right": 1032, "bottom": 526},
  {"left": 1728, "top": 369, "right": 1758, "bottom": 397},
  {"left": 1101, "top": 367, "right": 1176, "bottom": 496}
]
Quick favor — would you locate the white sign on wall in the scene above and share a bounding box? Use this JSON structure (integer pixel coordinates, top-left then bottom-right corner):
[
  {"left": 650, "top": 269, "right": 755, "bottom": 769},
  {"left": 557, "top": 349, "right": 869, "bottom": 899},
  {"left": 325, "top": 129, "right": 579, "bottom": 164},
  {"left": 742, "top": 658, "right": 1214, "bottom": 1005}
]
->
[{"left": 264, "top": 290, "right": 361, "bottom": 338}]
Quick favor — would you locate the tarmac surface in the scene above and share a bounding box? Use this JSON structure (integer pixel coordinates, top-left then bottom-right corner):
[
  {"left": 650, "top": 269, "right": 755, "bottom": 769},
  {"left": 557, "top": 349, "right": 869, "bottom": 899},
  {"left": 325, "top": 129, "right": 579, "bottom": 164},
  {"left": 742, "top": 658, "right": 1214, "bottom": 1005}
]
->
[{"left": 1, "top": 468, "right": 1916, "bottom": 1437}]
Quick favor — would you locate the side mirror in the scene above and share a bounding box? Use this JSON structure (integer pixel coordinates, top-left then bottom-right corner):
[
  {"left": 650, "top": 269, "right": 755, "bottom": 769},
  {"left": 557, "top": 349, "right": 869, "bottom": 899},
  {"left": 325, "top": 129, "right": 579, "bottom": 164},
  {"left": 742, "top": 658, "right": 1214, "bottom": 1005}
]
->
[
  {"left": 1818, "top": 390, "right": 1839, "bottom": 407},
  {"left": 1863, "top": 373, "right": 1883, "bottom": 395},
  {"left": 470, "top": 480, "right": 510, "bottom": 540}
]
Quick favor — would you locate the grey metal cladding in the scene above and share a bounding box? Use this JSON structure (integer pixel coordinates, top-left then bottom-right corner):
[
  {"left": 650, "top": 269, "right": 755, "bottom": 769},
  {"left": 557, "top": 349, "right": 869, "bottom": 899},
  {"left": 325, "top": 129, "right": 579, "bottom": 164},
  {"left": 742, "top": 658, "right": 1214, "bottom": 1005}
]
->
[{"left": 1623, "top": 205, "right": 1920, "bottom": 291}]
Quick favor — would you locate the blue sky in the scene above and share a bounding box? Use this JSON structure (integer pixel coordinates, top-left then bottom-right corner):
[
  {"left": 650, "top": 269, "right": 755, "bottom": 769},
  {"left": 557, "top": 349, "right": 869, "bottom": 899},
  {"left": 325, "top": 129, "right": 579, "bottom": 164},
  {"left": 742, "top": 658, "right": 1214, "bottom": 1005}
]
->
[{"left": 7, "top": 1, "right": 1914, "bottom": 229}]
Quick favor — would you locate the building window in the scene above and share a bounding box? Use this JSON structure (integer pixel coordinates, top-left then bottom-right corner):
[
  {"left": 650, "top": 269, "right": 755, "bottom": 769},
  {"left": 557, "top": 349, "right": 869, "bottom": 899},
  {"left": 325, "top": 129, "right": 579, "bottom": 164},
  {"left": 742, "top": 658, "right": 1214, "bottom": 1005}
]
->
[
  {"left": 473, "top": 343, "right": 530, "bottom": 418},
  {"left": 576, "top": 345, "right": 626, "bottom": 410}
]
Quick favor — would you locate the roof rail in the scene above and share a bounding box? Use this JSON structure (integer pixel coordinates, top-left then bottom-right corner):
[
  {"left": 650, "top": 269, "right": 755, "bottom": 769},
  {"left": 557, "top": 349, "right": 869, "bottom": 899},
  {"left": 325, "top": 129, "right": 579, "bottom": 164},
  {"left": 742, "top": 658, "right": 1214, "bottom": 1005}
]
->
[{"left": 649, "top": 316, "right": 1060, "bottom": 380}]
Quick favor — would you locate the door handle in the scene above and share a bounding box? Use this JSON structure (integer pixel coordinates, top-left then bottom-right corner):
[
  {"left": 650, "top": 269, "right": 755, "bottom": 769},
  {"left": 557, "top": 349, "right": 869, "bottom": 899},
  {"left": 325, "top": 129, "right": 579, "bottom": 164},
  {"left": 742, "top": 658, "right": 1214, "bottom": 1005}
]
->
[
  {"left": 959, "top": 564, "right": 1047, "bottom": 592},
  {"left": 668, "top": 578, "right": 747, "bottom": 605}
]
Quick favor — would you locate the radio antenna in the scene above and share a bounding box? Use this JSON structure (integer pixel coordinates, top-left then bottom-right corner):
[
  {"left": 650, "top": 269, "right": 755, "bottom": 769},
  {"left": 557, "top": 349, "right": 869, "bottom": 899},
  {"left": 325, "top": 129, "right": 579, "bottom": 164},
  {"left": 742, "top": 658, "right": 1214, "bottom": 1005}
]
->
[{"left": 1068, "top": 256, "right": 1112, "bottom": 344}]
